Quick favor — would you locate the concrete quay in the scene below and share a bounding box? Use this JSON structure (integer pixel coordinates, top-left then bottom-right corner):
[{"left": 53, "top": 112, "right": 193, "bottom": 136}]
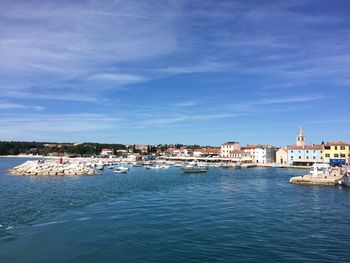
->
[
  {"left": 290, "top": 169, "right": 342, "bottom": 186},
  {"left": 257, "top": 163, "right": 310, "bottom": 169}
]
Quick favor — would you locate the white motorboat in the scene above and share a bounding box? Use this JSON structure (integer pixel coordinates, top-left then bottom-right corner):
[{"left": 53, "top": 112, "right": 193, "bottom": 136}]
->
[
  {"left": 341, "top": 174, "right": 350, "bottom": 187},
  {"left": 309, "top": 163, "right": 331, "bottom": 177},
  {"left": 340, "top": 166, "right": 350, "bottom": 187},
  {"left": 145, "top": 164, "right": 162, "bottom": 170},
  {"left": 132, "top": 162, "right": 142, "bottom": 167},
  {"left": 96, "top": 164, "right": 104, "bottom": 170},
  {"left": 114, "top": 166, "right": 129, "bottom": 174},
  {"left": 181, "top": 163, "right": 208, "bottom": 173}
]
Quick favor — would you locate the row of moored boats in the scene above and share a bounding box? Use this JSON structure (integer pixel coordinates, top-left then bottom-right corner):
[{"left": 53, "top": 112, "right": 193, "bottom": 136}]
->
[{"left": 88, "top": 161, "right": 245, "bottom": 174}]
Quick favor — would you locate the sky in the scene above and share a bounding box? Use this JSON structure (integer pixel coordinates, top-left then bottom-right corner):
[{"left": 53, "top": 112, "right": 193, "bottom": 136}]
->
[{"left": 1, "top": 0, "right": 350, "bottom": 146}]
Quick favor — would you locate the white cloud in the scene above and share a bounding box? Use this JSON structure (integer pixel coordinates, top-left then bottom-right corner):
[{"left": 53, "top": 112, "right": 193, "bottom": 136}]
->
[
  {"left": 0, "top": 100, "right": 43, "bottom": 110},
  {"left": 89, "top": 73, "right": 146, "bottom": 85}
]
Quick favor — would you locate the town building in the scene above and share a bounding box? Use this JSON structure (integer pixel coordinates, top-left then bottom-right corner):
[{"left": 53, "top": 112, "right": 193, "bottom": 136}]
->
[
  {"left": 100, "top": 148, "right": 114, "bottom": 156},
  {"left": 193, "top": 148, "right": 220, "bottom": 157},
  {"left": 254, "top": 145, "right": 275, "bottom": 164},
  {"left": 287, "top": 145, "right": 323, "bottom": 165},
  {"left": 276, "top": 148, "right": 288, "bottom": 165},
  {"left": 242, "top": 144, "right": 275, "bottom": 163},
  {"left": 220, "top": 142, "right": 241, "bottom": 158},
  {"left": 172, "top": 148, "right": 193, "bottom": 157},
  {"left": 287, "top": 127, "right": 322, "bottom": 165},
  {"left": 322, "top": 141, "right": 350, "bottom": 165}
]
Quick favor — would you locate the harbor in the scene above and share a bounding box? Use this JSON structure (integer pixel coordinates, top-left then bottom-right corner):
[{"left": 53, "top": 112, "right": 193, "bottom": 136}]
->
[{"left": 1, "top": 156, "right": 350, "bottom": 263}]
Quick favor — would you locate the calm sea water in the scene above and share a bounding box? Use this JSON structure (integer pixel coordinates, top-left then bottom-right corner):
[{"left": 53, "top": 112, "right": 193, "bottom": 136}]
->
[{"left": 1, "top": 158, "right": 350, "bottom": 263}]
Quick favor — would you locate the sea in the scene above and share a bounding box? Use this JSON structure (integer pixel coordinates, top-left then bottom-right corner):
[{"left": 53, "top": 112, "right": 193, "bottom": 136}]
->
[{"left": 0, "top": 158, "right": 350, "bottom": 263}]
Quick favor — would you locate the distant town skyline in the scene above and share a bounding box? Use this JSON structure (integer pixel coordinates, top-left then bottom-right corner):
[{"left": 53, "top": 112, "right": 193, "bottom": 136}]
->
[{"left": 1, "top": 0, "right": 350, "bottom": 145}]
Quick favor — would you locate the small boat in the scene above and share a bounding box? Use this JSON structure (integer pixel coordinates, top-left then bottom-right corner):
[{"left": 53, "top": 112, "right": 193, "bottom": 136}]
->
[
  {"left": 340, "top": 166, "right": 350, "bottom": 187},
  {"left": 161, "top": 165, "right": 170, "bottom": 169},
  {"left": 96, "top": 164, "right": 104, "bottom": 170},
  {"left": 341, "top": 174, "right": 350, "bottom": 187},
  {"left": 271, "top": 164, "right": 284, "bottom": 168},
  {"left": 235, "top": 164, "right": 242, "bottom": 169},
  {"left": 181, "top": 164, "right": 208, "bottom": 173},
  {"left": 108, "top": 165, "right": 115, "bottom": 169},
  {"left": 114, "top": 166, "right": 129, "bottom": 174},
  {"left": 221, "top": 163, "right": 230, "bottom": 168},
  {"left": 145, "top": 164, "right": 162, "bottom": 170},
  {"left": 309, "top": 163, "right": 331, "bottom": 177},
  {"left": 132, "top": 162, "right": 142, "bottom": 167}
]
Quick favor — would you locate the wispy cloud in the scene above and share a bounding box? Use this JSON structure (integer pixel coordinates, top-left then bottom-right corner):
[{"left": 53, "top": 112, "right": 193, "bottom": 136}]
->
[
  {"left": 1, "top": 0, "right": 350, "bottom": 144},
  {"left": 172, "top": 101, "right": 197, "bottom": 107},
  {"left": 0, "top": 100, "right": 44, "bottom": 110},
  {"left": 89, "top": 73, "right": 146, "bottom": 85}
]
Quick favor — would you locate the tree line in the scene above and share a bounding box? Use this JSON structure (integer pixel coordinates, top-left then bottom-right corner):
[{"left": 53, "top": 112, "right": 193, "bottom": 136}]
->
[{"left": 0, "top": 141, "right": 126, "bottom": 156}]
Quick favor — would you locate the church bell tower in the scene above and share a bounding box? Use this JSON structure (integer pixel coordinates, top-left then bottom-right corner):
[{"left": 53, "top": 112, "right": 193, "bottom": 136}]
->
[{"left": 296, "top": 126, "right": 305, "bottom": 147}]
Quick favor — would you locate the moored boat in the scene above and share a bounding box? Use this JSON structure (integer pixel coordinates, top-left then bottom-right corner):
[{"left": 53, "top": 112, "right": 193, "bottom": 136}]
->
[
  {"left": 96, "top": 164, "right": 104, "bottom": 170},
  {"left": 340, "top": 166, "right": 350, "bottom": 186},
  {"left": 114, "top": 166, "right": 129, "bottom": 174},
  {"left": 181, "top": 163, "right": 208, "bottom": 173}
]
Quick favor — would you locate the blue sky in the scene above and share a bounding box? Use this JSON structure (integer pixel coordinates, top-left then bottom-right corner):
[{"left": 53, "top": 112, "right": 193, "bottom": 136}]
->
[{"left": 1, "top": 0, "right": 350, "bottom": 146}]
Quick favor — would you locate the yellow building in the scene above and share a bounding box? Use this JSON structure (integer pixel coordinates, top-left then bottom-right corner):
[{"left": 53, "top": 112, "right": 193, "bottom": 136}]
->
[{"left": 322, "top": 141, "right": 350, "bottom": 164}]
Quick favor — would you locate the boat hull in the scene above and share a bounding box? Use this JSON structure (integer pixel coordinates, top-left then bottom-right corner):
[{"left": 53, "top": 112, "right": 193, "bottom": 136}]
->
[
  {"left": 341, "top": 175, "right": 350, "bottom": 187},
  {"left": 181, "top": 167, "right": 208, "bottom": 173}
]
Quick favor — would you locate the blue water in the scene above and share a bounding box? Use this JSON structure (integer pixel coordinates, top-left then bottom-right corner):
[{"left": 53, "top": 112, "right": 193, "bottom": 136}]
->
[{"left": 1, "top": 158, "right": 350, "bottom": 262}]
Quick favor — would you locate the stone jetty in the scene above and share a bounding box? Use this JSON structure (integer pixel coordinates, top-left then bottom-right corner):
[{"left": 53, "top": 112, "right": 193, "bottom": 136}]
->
[{"left": 9, "top": 160, "right": 96, "bottom": 176}]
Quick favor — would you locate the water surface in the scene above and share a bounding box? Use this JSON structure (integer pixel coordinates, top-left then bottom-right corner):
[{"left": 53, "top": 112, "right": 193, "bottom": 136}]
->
[{"left": 1, "top": 158, "right": 349, "bottom": 262}]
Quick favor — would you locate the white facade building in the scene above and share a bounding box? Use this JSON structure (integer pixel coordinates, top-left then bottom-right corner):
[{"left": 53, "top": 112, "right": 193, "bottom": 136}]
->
[
  {"left": 220, "top": 142, "right": 241, "bottom": 158},
  {"left": 276, "top": 148, "right": 288, "bottom": 164},
  {"left": 243, "top": 145, "right": 275, "bottom": 164},
  {"left": 101, "top": 148, "right": 114, "bottom": 156}
]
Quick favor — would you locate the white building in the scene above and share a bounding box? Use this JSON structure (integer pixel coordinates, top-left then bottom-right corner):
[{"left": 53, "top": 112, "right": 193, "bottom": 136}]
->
[
  {"left": 255, "top": 145, "right": 275, "bottom": 163},
  {"left": 287, "top": 127, "right": 323, "bottom": 165},
  {"left": 220, "top": 142, "right": 241, "bottom": 158},
  {"left": 173, "top": 149, "right": 193, "bottom": 157},
  {"left": 101, "top": 148, "right": 114, "bottom": 156},
  {"left": 276, "top": 148, "right": 288, "bottom": 165},
  {"left": 243, "top": 145, "right": 275, "bottom": 164}
]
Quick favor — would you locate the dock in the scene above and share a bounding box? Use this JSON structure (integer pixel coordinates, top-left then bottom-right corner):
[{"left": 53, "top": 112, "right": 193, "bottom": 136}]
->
[{"left": 289, "top": 174, "right": 341, "bottom": 186}]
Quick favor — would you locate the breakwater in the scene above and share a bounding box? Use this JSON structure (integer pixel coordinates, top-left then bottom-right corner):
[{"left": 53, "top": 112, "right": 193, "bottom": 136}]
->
[{"left": 9, "top": 160, "right": 96, "bottom": 176}]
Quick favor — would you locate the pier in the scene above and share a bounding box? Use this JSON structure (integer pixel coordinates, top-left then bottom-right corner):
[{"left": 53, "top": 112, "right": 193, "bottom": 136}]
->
[{"left": 290, "top": 167, "right": 343, "bottom": 186}]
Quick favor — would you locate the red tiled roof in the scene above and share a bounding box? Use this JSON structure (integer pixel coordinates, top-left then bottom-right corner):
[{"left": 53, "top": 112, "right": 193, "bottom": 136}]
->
[
  {"left": 288, "top": 145, "right": 322, "bottom": 150},
  {"left": 194, "top": 148, "right": 220, "bottom": 153},
  {"left": 325, "top": 141, "right": 350, "bottom": 146},
  {"left": 243, "top": 144, "right": 262, "bottom": 149},
  {"left": 101, "top": 148, "right": 113, "bottom": 151}
]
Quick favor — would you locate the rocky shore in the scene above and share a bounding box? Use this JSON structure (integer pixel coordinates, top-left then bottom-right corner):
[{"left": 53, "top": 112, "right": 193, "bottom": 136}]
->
[{"left": 9, "top": 160, "right": 96, "bottom": 176}]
